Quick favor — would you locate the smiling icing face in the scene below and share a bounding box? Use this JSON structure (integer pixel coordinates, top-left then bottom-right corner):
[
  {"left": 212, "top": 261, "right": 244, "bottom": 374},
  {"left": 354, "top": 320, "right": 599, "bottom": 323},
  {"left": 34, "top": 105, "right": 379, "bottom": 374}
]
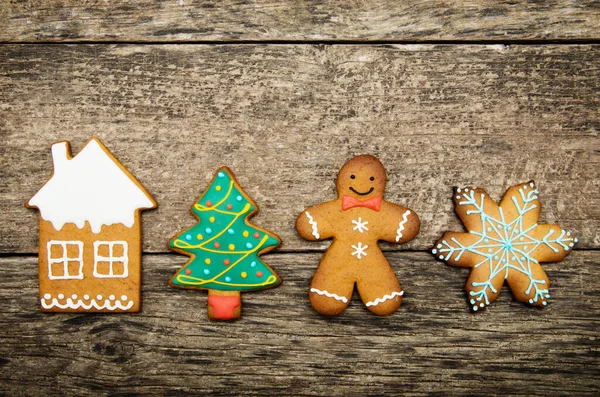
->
[{"left": 336, "top": 155, "right": 386, "bottom": 199}]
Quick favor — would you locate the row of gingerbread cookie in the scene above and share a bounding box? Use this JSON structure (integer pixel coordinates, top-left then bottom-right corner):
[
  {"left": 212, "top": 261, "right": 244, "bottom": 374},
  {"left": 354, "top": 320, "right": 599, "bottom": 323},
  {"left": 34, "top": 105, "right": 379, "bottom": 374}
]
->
[{"left": 26, "top": 137, "right": 577, "bottom": 320}]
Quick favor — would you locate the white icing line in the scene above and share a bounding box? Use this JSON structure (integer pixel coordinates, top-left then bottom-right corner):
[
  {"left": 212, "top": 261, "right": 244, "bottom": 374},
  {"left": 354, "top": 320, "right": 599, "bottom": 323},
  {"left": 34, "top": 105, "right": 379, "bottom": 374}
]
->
[
  {"left": 41, "top": 295, "right": 135, "bottom": 311},
  {"left": 305, "top": 211, "right": 320, "bottom": 239},
  {"left": 395, "top": 210, "right": 412, "bottom": 242},
  {"left": 309, "top": 288, "right": 348, "bottom": 303},
  {"left": 366, "top": 291, "right": 404, "bottom": 307}
]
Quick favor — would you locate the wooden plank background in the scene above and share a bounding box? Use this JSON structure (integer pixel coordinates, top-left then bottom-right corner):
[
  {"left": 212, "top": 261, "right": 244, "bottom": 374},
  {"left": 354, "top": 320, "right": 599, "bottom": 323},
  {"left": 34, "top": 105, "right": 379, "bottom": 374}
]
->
[{"left": 1, "top": 2, "right": 599, "bottom": 396}]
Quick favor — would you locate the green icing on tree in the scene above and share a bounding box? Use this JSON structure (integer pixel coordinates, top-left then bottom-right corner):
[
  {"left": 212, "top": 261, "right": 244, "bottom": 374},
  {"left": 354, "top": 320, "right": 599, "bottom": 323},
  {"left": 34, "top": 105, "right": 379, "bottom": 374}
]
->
[{"left": 169, "top": 168, "right": 281, "bottom": 291}]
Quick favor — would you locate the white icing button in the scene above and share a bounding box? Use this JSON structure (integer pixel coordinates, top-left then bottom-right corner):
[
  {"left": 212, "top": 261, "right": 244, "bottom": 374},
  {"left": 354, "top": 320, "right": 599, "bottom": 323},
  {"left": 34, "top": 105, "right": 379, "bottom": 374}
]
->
[
  {"left": 71, "top": 294, "right": 78, "bottom": 300},
  {"left": 121, "top": 295, "right": 128, "bottom": 301},
  {"left": 480, "top": 303, "right": 484, "bottom": 307},
  {"left": 97, "top": 295, "right": 103, "bottom": 300},
  {"left": 44, "top": 293, "right": 51, "bottom": 300},
  {"left": 84, "top": 294, "right": 90, "bottom": 300},
  {"left": 109, "top": 295, "right": 115, "bottom": 301},
  {"left": 473, "top": 306, "right": 478, "bottom": 311},
  {"left": 58, "top": 293, "right": 64, "bottom": 299}
]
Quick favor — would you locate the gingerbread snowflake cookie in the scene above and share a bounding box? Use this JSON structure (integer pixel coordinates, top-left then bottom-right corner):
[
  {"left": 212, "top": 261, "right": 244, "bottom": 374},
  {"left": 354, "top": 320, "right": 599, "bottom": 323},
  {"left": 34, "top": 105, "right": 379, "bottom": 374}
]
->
[
  {"left": 296, "top": 155, "right": 420, "bottom": 316},
  {"left": 433, "top": 181, "right": 578, "bottom": 311}
]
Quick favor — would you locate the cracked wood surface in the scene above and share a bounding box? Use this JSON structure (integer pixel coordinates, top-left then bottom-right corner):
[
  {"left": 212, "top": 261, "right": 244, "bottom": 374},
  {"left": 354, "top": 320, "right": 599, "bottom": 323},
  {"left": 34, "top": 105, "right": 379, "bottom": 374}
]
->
[
  {"left": 1, "top": 44, "right": 598, "bottom": 254},
  {"left": 0, "top": 253, "right": 598, "bottom": 395},
  {"left": 1, "top": 0, "right": 599, "bottom": 42}
]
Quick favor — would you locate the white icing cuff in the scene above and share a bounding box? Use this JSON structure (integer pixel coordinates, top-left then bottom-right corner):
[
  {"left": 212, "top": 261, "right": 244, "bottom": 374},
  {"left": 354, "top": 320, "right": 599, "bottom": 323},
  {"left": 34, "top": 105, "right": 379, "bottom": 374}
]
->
[
  {"left": 305, "top": 211, "right": 320, "bottom": 239},
  {"left": 395, "top": 210, "right": 411, "bottom": 242},
  {"left": 366, "top": 291, "right": 404, "bottom": 307},
  {"left": 309, "top": 288, "right": 348, "bottom": 303}
]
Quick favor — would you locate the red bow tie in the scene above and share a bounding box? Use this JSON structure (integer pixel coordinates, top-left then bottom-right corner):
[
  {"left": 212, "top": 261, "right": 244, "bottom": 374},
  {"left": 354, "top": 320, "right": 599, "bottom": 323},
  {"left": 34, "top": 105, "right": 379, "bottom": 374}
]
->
[{"left": 342, "top": 195, "right": 382, "bottom": 212}]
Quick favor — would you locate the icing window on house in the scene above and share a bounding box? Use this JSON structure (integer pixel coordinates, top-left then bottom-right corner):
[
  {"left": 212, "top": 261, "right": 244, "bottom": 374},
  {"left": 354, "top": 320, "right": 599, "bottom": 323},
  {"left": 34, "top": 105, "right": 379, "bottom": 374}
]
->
[
  {"left": 47, "top": 240, "right": 84, "bottom": 280},
  {"left": 93, "top": 241, "right": 129, "bottom": 278}
]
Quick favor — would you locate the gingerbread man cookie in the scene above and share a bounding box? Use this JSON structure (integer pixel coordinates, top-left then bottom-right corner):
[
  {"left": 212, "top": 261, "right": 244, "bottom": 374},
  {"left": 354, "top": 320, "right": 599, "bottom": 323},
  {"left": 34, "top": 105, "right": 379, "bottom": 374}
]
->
[
  {"left": 296, "top": 155, "right": 420, "bottom": 316},
  {"left": 433, "top": 181, "right": 578, "bottom": 311}
]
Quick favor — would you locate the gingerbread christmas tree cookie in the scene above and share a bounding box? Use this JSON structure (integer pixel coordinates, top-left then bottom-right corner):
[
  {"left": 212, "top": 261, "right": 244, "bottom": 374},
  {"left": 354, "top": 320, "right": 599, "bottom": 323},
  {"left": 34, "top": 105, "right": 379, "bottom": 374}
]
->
[
  {"left": 168, "top": 167, "right": 281, "bottom": 321},
  {"left": 26, "top": 137, "right": 157, "bottom": 312},
  {"left": 433, "top": 181, "right": 578, "bottom": 311},
  {"left": 296, "top": 155, "right": 420, "bottom": 316}
]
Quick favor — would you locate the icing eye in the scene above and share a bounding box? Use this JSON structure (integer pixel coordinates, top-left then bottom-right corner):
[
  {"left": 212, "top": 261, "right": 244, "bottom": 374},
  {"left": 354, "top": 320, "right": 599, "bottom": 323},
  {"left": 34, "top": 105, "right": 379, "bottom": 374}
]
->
[
  {"left": 370, "top": 176, "right": 375, "bottom": 181},
  {"left": 350, "top": 175, "right": 356, "bottom": 179}
]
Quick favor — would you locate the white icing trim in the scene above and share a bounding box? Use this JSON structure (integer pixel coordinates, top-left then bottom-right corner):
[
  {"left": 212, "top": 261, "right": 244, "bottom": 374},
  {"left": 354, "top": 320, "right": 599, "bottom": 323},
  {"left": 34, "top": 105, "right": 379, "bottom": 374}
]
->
[
  {"left": 305, "top": 211, "right": 320, "bottom": 239},
  {"left": 366, "top": 291, "right": 404, "bottom": 307},
  {"left": 93, "top": 241, "right": 129, "bottom": 278},
  {"left": 309, "top": 288, "right": 348, "bottom": 303},
  {"left": 395, "top": 210, "right": 412, "bottom": 242},
  {"left": 28, "top": 138, "right": 155, "bottom": 234},
  {"left": 47, "top": 240, "right": 84, "bottom": 280},
  {"left": 41, "top": 293, "right": 134, "bottom": 311}
]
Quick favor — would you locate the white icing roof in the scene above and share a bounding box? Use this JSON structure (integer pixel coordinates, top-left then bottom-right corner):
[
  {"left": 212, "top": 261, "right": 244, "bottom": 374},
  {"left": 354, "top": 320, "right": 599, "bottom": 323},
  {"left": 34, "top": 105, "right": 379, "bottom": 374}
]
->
[{"left": 27, "top": 137, "right": 156, "bottom": 233}]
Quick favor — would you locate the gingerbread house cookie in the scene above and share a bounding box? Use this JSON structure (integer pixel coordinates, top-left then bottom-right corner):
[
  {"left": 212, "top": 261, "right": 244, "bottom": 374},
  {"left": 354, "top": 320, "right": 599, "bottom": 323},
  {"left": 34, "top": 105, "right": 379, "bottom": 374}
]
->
[{"left": 26, "top": 137, "right": 157, "bottom": 312}]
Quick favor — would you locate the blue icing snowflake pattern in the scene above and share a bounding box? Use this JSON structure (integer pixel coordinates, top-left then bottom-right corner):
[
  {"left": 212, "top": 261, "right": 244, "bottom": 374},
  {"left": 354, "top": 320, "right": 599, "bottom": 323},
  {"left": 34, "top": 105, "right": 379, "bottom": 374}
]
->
[{"left": 433, "top": 182, "right": 578, "bottom": 311}]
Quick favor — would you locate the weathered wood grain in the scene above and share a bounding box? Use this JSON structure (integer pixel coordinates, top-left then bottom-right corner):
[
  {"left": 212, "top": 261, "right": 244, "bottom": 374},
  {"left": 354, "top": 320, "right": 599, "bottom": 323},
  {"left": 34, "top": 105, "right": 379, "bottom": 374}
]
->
[
  {"left": 1, "top": 1, "right": 599, "bottom": 43},
  {"left": 0, "top": 252, "right": 598, "bottom": 396},
  {"left": 1, "top": 44, "right": 598, "bottom": 253}
]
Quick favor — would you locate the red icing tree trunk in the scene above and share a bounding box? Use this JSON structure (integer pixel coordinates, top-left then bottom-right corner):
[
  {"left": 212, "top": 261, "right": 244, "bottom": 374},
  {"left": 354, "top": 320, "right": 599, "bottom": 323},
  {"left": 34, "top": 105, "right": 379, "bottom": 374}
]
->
[{"left": 207, "top": 290, "right": 241, "bottom": 320}]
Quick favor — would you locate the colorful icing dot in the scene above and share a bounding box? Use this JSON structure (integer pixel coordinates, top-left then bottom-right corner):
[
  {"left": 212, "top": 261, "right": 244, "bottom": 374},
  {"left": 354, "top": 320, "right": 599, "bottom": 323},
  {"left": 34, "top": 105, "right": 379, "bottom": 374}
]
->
[
  {"left": 250, "top": 261, "right": 256, "bottom": 268},
  {"left": 254, "top": 232, "right": 260, "bottom": 239},
  {"left": 225, "top": 276, "right": 232, "bottom": 282},
  {"left": 186, "top": 269, "right": 192, "bottom": 275},
  {"left": 224, "top": 259, "right": 230, "bottom": 265},
  {"left": 185, "top": 234, "right": 192, "bottom": 240},
  {"left": 228, "top": 228, "right": 235, "bottom": 235},
  {"left": 206, "top": 201, "right": 213, "bottom": 207},
  {"left": 205, "top": 227, "right": 212, "bottom": 234},
  {"left": 203, "top": 269, "right": 210, "bottom": 275},
  {"left": 246, "top": 242, "right": 253, "bottom": 249},
  {"left": 214, "top": 242, "right": 221, "bottom": 249},
  {"left": 216, "top": 185, "right": 222, "bottom": 191},
  {"left": 228, "top": 244, "right": 235, "bottom": 250},
  {"left": 236, "top": 195, "right": 242, "bottom": 201},
  {"left": 256, "top": 271, "right": 263, "bottom": 278},
  {"left": 205, "top": 258, "right": 211, "bottom": 265},
  {"left": 227, "top": 204, "right": 232, "bottom": 210},
  {"left": 196, "top": 234, "right": 203, "bottom": 240},
  {"left": 241, "top": 272, "right": 247, "bottom": 278},
  {"left": 243, "top": 231, "right": 249, "bottom": 238},
  {"left": 209, "top": 216, "right": 215, "bottom": 223},
  {"left": 218, "top": 171, "right": 225, "bottom": 178}
]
